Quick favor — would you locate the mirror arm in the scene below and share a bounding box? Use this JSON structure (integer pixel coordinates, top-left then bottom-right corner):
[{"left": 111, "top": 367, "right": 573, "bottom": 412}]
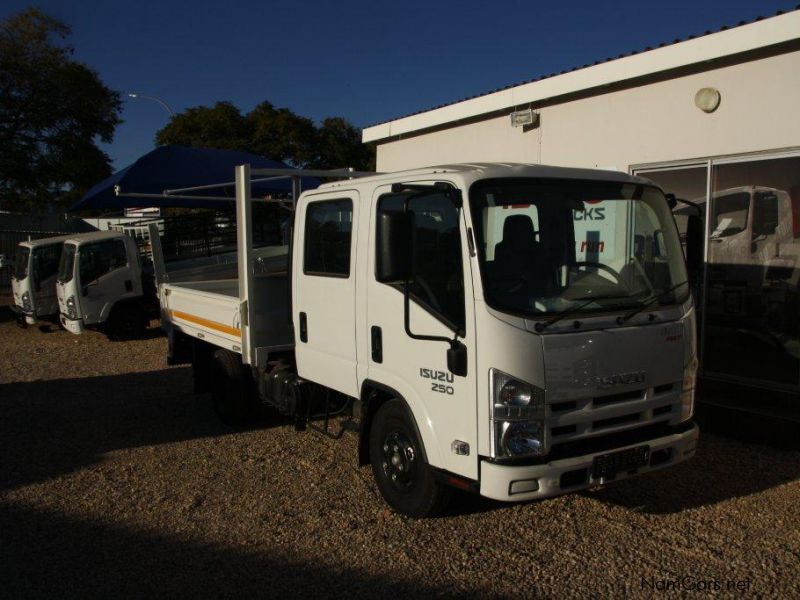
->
[
  {"left": 676, "top": 197, "right": 703, "bottom": 216},
  {"left": 402, "top": 281, "right": 457, "bottom": 348}
]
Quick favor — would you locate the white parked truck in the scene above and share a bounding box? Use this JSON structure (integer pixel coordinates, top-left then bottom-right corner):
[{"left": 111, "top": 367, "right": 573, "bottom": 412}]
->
[
  {"left": 11, "top": 235, "right": 72, "bottom": 326},
  {"left": 157, "top": 162, "right": 701, "bottom": 517},
  {"left": 56, "top": 230, "right": 157, "bottom": 339}
]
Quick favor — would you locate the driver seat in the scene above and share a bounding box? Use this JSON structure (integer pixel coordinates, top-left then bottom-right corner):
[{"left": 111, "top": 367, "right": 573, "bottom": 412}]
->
[{"left": 494, "top": 215, "right": 556, "bottom": 293}]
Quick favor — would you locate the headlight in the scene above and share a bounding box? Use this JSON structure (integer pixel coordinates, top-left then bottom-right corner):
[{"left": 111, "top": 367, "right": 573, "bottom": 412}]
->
[
  {"left": 21, "top": 291, "right": 31, "bottom": 311},
  {"left": 496, "top": 421, "right": 546, "bottom": 457},
  {"left": 66, "top": 295, "right": 77, "bottom": 320},
  {"left": 679, "top": 356, "right": 698, "bottom": 423},
  {"left": 491, "top": 369, "right": 547, "bottom": 457}
]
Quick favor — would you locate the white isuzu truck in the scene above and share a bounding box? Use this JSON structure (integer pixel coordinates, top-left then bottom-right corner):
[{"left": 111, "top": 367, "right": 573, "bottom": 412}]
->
[
  {"left": 11, "top": 235, "right": 71, "bottom": 326},
  {"left": 56, "top": 230, "right": 157, "bottom": 339},
  {"left": 155, "top": 162, "right": 700, "bottom": 517}
]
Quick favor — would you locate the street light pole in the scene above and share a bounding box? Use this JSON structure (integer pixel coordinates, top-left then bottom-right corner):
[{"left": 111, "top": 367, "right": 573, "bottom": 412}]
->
[{"left": 126, "top": 92, "right": 175, "bottom": 116}]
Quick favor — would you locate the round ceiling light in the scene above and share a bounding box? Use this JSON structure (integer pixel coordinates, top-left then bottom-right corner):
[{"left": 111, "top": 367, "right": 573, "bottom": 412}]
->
[{"left": 695, "top": 87, "right": 721, "bottom": 113}]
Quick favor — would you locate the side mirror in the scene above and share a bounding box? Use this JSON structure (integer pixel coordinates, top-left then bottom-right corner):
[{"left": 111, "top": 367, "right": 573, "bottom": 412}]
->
[
  {"left": 447, "top": 340, "right": 468, "bottom": 377},
  {"left": 376, "top": 210, "right": 413, "bottom": 284},
  {"left": 685, "top": 214, "right": 704, "bottom": 282}
]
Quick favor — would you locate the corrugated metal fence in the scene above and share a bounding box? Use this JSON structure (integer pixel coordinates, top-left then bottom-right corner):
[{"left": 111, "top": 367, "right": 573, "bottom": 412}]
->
[{"left": 0, "top": 230, "right": 71, "bottom": 293}]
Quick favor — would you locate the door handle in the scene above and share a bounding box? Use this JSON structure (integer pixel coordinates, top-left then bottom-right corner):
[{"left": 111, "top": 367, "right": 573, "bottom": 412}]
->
[
  {"left": 299, "top": 312, "right": 308, "bottom": 343},
  {"left": 371, "top": 326, "right": 383, "bottom": 363}
]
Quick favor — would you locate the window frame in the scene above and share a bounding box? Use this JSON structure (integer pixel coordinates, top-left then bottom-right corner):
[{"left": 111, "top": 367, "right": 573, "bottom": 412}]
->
[
  {"left": 302, "top": 198, "right": 354, "bottom": 279},
  {"left": 375, "top": 191, "right": 467, "bottom": 336},
  {"left": 78, "top": 239, "right": 130, "bottom": 285}
]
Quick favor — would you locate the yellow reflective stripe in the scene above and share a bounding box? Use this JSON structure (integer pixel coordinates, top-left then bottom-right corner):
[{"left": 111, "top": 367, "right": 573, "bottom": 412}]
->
[{"left": 169, "top": 309, "right": 241, "bottom": 337}]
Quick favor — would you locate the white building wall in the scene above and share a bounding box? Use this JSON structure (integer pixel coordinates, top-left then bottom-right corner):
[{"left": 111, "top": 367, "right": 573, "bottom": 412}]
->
[{"left": 376, "top": 50, "right": 800, "bottom": 172}]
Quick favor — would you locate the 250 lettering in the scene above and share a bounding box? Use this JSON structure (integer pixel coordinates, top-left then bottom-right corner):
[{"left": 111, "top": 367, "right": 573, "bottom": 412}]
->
[
  {"left": 419, "top": 368, "right": 455, "bottom": 395},
  {"left": 430, "top": 382, "right": 454, "bottom": 395}
]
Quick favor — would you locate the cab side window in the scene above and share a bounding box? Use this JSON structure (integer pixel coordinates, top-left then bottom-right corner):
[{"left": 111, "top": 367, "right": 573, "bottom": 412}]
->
[
  {"left": 304, "top": 199, "right": 353, "bottom": 277},
  {"left": 79, "top": 239, "right": 128, "bottom": 284},
  {"left": 377, "top": 192, "right": 466, "bottom": 334}
]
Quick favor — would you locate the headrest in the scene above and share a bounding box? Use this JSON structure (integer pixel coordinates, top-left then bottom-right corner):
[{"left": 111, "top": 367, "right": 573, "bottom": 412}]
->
[{"left": 502, "top": 215, "right": 535, "bottom": 245}]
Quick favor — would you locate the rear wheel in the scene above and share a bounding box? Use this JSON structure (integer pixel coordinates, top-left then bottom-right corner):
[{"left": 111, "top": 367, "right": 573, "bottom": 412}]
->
[
  {"left": 210, "top": 349, "right": 257, "bottom": 426},
  {"left": 369, "top": 399, "right": 451, "bottom": 517}
]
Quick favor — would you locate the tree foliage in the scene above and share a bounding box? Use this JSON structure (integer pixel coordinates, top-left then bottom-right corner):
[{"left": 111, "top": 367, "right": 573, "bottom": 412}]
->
[
  {"left": 156, "top": 100, "right": 374, "bottom": 171},
  {"left": 0, "top": 8, "right": 121, "bottom": 210}
]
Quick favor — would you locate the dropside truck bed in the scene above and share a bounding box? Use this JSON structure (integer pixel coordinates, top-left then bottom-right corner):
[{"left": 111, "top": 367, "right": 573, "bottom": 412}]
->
[
  {"left": 162, "top": 279, "right": 245, "bottom": 353},
  {"left": 162, "top": 269, "right": 294, "bottom": 362}
]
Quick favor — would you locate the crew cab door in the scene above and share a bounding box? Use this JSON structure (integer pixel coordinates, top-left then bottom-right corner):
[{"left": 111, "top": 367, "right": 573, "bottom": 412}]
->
[
  {"left": 366, "top": 184, "right": 478, "bottom": 479},
  {"left": 78, "top": 238, "right": 136, "bottom": 324},
  {"left": 293, "top": 193, "right": 359, "bottom": 397}
]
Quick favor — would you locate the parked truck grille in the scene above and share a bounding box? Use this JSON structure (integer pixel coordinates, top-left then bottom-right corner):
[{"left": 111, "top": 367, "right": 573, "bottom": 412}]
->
[{"left": 547, "top": 383, "right": 682, "bottom": 446}]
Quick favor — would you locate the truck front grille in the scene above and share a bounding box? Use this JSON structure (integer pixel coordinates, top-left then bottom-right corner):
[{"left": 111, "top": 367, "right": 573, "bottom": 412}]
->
[{"left": 548, "top": 382, "right": 681, "bottom": 447}]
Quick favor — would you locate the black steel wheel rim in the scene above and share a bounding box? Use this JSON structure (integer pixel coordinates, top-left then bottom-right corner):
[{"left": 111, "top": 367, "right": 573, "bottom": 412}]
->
[{"left": 381, "top": 431, "right": 417, "bottom": 490}]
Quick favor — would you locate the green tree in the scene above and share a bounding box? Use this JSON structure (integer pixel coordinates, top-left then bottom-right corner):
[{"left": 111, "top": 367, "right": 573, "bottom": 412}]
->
[
  {"left": 0, "top": 8, "right": 121, "bottom": 211},
  {"left": 154, "top": 101, "right": 249, "bottom": 151},
  {"left": 247, "top": 101, "right": 317, "bottom": 167},
  {"left": 313, "top": 117, "right": 375, "bottom": 171},
  {"left": 155, "top": 101, "right": 374, "bottom": 171}
]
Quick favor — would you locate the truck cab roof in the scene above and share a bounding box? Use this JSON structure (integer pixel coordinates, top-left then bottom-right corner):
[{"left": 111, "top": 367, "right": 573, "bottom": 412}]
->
[
  {"left": 19, "top": 234, "right": 75, "bottom": 250},
  {"left": 314, "top": 162, "right": 655, "bottom": 193},
  {"left": 61, "top": 230, "right": 127, "bottom": 247}
]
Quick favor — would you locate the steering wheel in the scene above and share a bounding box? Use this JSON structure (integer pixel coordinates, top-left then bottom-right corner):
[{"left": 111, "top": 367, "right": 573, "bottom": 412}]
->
[{"left": 570, "top": 261, "right": 622, "bottom": 284}]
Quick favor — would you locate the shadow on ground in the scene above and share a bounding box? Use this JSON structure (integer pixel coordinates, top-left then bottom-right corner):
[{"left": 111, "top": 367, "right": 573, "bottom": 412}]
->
[
  {"left": 586, "top": 432, "right": 800, "bottom": 514},
  {"left": 2, "top": 366, "right": 799, "bottom": 517},
  {"left": 0, "top": 368, "right": 282, "bottom": 492},
  {"left": 0, "top": 501, "right": 451, "bottom": 599},
  {"left": 0, "top": 303, "right": 17, "bottom": 323}
]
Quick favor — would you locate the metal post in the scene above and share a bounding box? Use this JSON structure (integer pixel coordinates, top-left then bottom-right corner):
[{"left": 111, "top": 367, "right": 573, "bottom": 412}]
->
[
  {"left": 291, "top": 176, "right": 301, "bottom": 211},
  {"left": 236, "top": 164, "right": 255, "bottom": 365}
]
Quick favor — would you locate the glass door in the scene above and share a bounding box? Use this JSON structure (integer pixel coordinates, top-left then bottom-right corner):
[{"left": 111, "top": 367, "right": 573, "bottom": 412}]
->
[{"left": 634, "top": 154, "right": 800, "bottom": 393}]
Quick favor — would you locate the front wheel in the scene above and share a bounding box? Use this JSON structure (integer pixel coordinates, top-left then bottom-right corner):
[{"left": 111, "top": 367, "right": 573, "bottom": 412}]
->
[{"left": 369, "top": 400, "right": 451, "bottom": 517}]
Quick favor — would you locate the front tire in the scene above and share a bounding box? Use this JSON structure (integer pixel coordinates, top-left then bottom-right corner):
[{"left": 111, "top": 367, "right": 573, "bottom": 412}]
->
[{"left": 369, "top": 399, "right": 451, "bottom": 517}]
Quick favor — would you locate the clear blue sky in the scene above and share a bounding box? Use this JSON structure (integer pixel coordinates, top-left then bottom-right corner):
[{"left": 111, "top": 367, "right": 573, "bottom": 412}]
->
[{"left": 3, "top": 0, "right": 797, "bottom": 169}]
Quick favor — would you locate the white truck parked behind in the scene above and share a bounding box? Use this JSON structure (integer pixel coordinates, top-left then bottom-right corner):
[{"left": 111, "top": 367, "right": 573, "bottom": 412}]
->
[
  {"left": 56, "top": 230, "right": 156, "bottom": 339},
  {"left": 155, "top": 162, "right": 702, "bottom": 517},
  {"left": 11, "top": 235, "right": 71, "bottom": 326}
]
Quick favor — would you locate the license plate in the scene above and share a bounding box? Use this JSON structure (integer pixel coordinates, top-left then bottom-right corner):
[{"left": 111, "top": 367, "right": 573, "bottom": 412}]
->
[{"left": 592, "top": 445, "right": 650, "bottom": 479}]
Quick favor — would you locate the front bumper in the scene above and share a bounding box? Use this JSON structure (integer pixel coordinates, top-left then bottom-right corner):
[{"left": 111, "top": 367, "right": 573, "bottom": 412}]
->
[
  {"left": 60, "top": 313, "right": 85, "bottom": 335},
  {"left": 479, "top": 423, "right": 699, "bottom": 502},
  {"left": 9, "top": 304, "right": 36, "bottom": 325}
]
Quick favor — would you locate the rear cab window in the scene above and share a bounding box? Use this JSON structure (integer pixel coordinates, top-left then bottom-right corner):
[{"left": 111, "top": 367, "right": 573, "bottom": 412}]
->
[{"left": 303, "top": 199, "right": 353, "bottom": 277}]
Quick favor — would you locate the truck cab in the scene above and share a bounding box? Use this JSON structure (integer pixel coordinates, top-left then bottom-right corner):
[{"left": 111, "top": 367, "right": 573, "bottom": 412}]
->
[
  {"left": 11, "top": 235, "right": 70, "bottom": 326},
  {"left": 56, "top": 230, "right": 151, "bottom": 338},
  {"left": 295, "top": 164, "right": 698, "bottom": 511},
  {"left": 160, "top": 162, "right": 700, "bottom": 517}
]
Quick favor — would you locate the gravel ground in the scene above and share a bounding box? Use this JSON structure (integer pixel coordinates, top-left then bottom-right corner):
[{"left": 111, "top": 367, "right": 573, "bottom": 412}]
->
[{"left": 1, "top": 303, "right": 799, "bottom": 599}]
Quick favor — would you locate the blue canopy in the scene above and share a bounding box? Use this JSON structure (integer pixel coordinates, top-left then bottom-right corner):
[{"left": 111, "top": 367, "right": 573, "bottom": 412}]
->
[{"left": 70, "top": 145, "right": 319, "bottom": 211}]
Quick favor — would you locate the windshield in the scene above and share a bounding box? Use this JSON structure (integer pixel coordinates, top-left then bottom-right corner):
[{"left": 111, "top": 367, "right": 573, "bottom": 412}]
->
[
  {"left": 33, "top": 244, "right": 63, "bottom": 282},
  {"left": 58, "top": 243, "right": 77, "bottom": 283},
  {"left": 14, "top": 246, "right": 31, "bottom": 280},
  {"left": 469, "top": 178, "right": 689, "bottom": 317}
]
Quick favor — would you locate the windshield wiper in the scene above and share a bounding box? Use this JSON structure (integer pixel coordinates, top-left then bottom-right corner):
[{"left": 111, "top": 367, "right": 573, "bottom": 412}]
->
[
  {"left": 534, "top": 294, "right": 631, "bottom": 332},
  {"left": 617, "top": 280, "right": 689, "bottom": 324}
]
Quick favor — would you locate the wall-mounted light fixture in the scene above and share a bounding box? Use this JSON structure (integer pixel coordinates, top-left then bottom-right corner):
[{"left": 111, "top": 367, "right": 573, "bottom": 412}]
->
[
  {"left": 694, "top": 88, "right": 721, "bottom": 113},
  {"left": 510, "top": 108, "right": 539, "bottom": 128}
]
